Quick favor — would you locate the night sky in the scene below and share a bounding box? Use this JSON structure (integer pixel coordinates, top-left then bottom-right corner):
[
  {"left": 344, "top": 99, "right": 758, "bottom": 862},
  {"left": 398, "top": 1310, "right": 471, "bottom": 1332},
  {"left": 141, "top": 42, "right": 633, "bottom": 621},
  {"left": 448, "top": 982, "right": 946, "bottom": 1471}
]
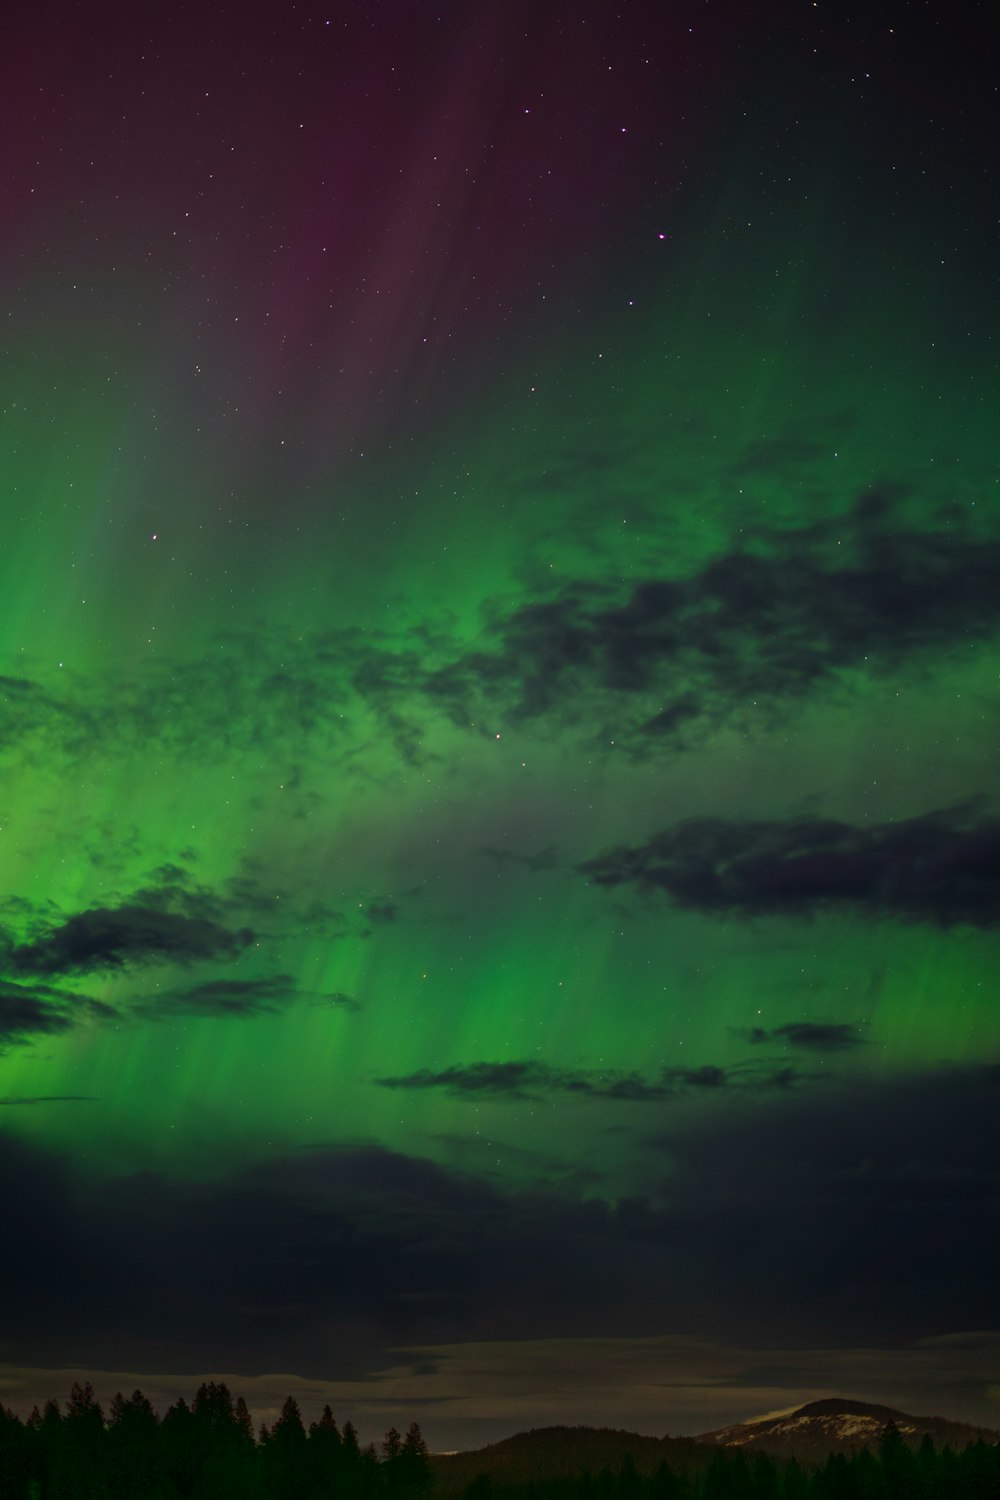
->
[{"left": 1, "top": 0, "right": 998, "bottom": 1450}]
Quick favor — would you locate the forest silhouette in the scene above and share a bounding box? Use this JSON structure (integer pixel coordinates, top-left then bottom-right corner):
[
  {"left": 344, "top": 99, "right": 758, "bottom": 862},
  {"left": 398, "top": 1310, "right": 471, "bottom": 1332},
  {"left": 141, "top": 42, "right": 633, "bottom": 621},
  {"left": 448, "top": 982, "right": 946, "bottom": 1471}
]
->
[{"left": 1, "top": 1383, "right": 999, "bottom": 1500}]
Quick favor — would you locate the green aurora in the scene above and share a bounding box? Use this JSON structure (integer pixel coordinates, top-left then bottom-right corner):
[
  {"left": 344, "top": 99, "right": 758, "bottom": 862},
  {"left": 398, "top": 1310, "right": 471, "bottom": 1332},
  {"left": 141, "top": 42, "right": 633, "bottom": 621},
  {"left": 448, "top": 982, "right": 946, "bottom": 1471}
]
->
[{"left": 0, "top": 0, "right": 998, "bottom": 1442}]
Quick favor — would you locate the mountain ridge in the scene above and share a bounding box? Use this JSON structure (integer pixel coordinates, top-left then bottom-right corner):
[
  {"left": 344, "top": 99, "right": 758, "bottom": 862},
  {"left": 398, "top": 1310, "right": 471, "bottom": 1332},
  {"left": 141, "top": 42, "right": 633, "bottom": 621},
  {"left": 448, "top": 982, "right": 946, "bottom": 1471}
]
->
[
  {"left": 430, "top": 1398, "right": 999, "bottom": 1488},
  {"left": 696, "top": 1395, "right": 999, "bottom": 1458}
]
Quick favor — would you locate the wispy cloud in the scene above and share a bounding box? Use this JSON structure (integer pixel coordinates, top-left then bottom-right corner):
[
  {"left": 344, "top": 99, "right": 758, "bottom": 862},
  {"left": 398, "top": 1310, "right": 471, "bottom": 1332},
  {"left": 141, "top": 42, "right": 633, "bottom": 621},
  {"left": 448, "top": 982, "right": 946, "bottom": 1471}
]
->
[
  {"left": 0, "top": 979, "right": 115, "bottom": 1047},
  {"left": 375, "top": 1059, "right": 809, "bottom": 1102},
  {"left": 133, "top": 975, "right": 360, "bottom": 1020},
  {"left": 740, "top": 1022, "right": 867, "bottom": 1052}
]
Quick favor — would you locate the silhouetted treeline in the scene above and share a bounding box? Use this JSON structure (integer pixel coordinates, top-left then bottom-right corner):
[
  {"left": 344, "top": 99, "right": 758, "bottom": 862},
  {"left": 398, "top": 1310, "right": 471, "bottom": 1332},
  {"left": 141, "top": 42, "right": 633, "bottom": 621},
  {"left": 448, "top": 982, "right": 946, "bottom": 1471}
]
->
[
  {"left": 2, "top": 1392, "right": 999, "bottom": 1500},
  {"left": 0, "top": 1381, "right": 430, "bottom": 1500},
  {"left": 456, "top": 1426, "right": 1000, "bottom": 1500}
]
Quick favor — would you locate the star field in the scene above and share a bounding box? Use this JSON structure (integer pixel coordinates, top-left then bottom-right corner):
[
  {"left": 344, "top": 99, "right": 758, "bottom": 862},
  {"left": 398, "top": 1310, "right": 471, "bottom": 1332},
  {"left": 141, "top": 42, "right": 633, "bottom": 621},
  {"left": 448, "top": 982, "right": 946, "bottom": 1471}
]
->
[{"left": 0, "top": 0, "right": 997, "bottom": 1447}]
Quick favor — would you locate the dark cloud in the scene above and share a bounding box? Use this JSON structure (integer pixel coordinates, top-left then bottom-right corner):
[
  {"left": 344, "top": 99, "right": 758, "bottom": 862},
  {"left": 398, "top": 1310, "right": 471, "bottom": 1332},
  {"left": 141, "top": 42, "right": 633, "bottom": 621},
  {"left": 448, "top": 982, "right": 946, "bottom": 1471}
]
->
[
  {"left": 728, "top": 436, "right": 827, "bottom": 477},
  {"left": 636, "top": 1063, "right": 1000, "bottom": 1342},
  {"left": 133, "top": 975, "right": 361, "bottom": 1020},
  {"left": 663, "top": 1064, "right": 727, "bottom": 1090},
  {"left": 133, "top": 975, "right": 296, "bottom": 1020},
  {"left": 312, "top": 990, "right": 361, "bottom": 1012},
  {"left": 0, "top": 624, "right": 368, "bottom": 776},
  {"left": 8, "top": 493, "right": 1000, "bottom": 773},
  {"left": 429, "top": 1130, "right": 608, "bottom": 1191},
  {"left": 579, "top": 802, "right": 1000, "bottom": 927},
  {"left": 1, "top": 1065, "right": 998, "bottom": 1377},
  {"left": 375, "top": 1059, "right": 807, "bottom": 1103},
  {"left": 128, "top": 864, "right": 231, "bottom": 922},
  {"left": 6, "top": 904, "right": 255, "bottom": 976},
  {"left": 476, "top": 845, "right": 559, "bottom": 872},
  {"left": 0, "top": 979, "right": 115, "bottom": 1046},
  {"left": 636, "top": 695, "right": 702, "bottom": 738},
  {"left": 0, "top": 985, "right": 76, "bottom": 1042},
  {"left": 743, "top": 1021, "right": 867, "bottom": 1052},
  {"left": 417, "top": 490, "right": 1000, "bottom": 751},
  {"left": 364, "top": 900, "right": 398, "bottom": 926},
  {"left": 0, "top": 1095, "right": 97, "bottom": 1105},
  {"left": 377, "top": 1061, "right": 556, "bottom": 1100}
]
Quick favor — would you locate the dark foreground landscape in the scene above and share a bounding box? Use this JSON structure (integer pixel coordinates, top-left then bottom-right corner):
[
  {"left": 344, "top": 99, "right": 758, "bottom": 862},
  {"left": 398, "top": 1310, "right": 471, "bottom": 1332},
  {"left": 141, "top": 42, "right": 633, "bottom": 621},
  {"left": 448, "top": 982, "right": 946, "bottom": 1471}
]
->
[{"left": 2, "top": 1387, "right": 998, "bottom": 1500}]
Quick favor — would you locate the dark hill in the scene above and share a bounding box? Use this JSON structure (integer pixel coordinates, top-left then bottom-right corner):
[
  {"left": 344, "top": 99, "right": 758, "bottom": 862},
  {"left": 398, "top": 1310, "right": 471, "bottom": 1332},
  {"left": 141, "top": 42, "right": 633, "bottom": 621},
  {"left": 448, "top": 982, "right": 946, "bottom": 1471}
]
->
[
  {"left": 431, "top": 1425, "right": 708, "bottom": 1494},
  {"left": 432, "top": 1399, "right": 999, "bottom": 1491}
]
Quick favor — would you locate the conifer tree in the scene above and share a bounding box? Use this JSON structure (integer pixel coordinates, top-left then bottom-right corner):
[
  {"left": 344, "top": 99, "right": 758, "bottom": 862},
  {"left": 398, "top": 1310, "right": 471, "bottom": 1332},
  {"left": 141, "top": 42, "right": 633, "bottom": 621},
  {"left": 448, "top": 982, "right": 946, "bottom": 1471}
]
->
[
  {"left": 107, "top": 1390, "right": 161, "bottom": 1500},
  {"left": 399, "top": 1422, "right": 432, "bottom": 1496},
  {"left": 0, "top": 1404, "right": 30, "bottom": 1500},
  {"left": 308, "top": 1405, "right": 343, "bottom": 1499},
  {"left": 58, "top": 1384, "right": 108, "bottom": 1500},
  {"left": 266, "top": 1397, "right": 308, "bottom": 1500},
  {"left": 161, "top": 1396, "right": 197, "bottom": 1498}
]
